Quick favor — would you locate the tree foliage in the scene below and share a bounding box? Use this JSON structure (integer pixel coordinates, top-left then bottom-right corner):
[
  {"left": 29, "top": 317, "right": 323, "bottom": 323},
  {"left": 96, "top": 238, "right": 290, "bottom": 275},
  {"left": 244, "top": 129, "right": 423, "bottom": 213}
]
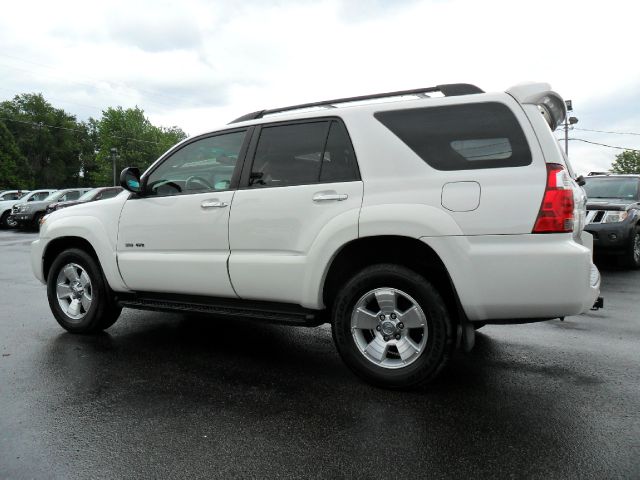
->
[
  {"left": 90, "top": 107, "right": 186, "bottom": 185},
  {"left": 0, "top": 120, "right": 28, "bottom": 189},
  {"left": 610, "top": 150, "right": 640, "bottom": 174},
  {"left": 0, "top": 93, "right": 187, "bottom": 189}
]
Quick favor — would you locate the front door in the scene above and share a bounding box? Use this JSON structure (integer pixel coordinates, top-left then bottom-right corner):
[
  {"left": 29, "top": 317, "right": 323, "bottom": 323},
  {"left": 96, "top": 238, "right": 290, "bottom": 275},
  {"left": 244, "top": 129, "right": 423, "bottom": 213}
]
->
[{"left": 117, "top": 129, "right": 249, "bottom": 297}]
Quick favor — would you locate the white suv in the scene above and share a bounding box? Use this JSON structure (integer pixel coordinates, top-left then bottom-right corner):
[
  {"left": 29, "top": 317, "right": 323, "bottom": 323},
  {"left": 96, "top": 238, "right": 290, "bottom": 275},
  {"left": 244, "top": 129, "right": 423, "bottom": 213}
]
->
[{"left": 31, "top": 82, "right": 600, "bottom": 388}]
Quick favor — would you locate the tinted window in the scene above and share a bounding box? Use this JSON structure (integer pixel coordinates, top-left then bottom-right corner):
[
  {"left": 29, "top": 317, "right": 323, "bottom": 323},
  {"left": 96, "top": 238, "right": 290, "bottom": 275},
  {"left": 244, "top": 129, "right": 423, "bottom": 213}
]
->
[
  {"left": 375, "top": 102, "right": 531, "bottom": 170},
  {"left": 1, "top": 193, "right": 19, "bottom": 200},
  {"left": 146, "top": 131, "right": 246, "bottom": 196},
  {"left": 250, "top": 122, "right": 327, "bottom": 188},
  {"left": 320, "top": 121, "right": 359, "bottom": 183}
]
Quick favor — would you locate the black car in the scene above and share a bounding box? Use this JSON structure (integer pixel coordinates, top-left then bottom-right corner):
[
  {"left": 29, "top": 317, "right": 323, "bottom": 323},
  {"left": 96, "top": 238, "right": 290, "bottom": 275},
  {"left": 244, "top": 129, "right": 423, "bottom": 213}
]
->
[
  {"left": 46, "top": 187, "right": 123, "bottom": 214},
  {"left": 583, "top": 174, "right": 640, "bottom": 268}
]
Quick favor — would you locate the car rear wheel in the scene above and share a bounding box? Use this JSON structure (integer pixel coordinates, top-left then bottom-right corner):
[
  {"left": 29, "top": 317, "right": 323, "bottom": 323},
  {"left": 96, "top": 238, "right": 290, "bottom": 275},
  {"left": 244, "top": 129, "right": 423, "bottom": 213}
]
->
[
  {"left": 47, "top": 248, "right": 121, "bottom": 333},
  {"left": 331, "top": 264, "right": 454, "bottom": 389}
]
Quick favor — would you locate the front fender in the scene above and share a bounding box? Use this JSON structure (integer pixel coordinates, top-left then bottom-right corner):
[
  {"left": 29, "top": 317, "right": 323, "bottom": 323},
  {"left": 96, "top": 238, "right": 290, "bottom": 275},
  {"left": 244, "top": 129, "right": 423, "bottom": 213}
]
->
[{"left": 41, "top": 216, "right": 130, "bottom": 292}]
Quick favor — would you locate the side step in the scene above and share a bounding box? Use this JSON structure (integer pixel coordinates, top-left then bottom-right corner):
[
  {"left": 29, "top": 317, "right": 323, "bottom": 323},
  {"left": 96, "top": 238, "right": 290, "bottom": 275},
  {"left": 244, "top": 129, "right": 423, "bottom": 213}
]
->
[{"left": 116, "top": 292, "right": 326, "bottom": 327}]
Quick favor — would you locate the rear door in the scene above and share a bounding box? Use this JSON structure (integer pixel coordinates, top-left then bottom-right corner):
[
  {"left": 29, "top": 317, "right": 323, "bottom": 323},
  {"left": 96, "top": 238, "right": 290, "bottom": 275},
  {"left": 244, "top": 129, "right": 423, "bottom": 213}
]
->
[
  {"left": 228, "top": 119, "right": 362, "bottom": 304},
  {"left": 117, "top": 128, "right": 250, "bottom": 296}
]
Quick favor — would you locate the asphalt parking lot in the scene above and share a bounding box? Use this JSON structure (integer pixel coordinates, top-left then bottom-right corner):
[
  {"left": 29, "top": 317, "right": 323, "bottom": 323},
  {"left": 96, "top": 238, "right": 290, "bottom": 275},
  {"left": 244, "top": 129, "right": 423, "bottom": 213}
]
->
[{"left": 1, "top": 229, "right": 638, "bottom": 479}]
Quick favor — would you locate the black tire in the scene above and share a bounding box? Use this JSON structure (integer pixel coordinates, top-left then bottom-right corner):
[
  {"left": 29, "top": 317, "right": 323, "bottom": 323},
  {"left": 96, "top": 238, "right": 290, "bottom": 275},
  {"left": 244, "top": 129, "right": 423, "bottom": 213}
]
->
[
  {"left": 47, "top": 248, "right": 121, "bottom": 334},
  {"left": 0, "top": 210, "right": 10, "bottom": 229},
  {"left": 624, "top": 227, "right": 640, "bottom": 269},
  {"left": 331, "top": 264, "right": 454, "bottom": 389},
  {"left": 473, "top": 322, "right": 486, "bottom": 330},
  {"left": 32, "top": 212, "right": 44, "bottom": 231}
]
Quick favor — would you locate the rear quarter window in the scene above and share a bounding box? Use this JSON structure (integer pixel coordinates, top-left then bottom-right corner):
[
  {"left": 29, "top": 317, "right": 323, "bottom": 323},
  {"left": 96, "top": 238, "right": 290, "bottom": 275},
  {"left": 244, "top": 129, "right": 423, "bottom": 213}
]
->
[{"left": 374, "top": 102, "right": 532, "bottom": 170}]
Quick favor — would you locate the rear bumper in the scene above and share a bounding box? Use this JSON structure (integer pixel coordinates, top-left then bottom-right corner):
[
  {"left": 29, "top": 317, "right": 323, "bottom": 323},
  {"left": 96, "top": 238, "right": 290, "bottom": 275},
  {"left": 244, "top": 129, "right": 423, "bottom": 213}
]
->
[{"left": 423, "top": 232, "right": 600, "bottom": 322}]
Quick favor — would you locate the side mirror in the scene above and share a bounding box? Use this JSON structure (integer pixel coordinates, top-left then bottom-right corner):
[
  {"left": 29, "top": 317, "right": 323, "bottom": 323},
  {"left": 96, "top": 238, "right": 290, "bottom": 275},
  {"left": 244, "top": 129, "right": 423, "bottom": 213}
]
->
[{"left": 120, "top": 167, "right": 143, "bottom": 194}]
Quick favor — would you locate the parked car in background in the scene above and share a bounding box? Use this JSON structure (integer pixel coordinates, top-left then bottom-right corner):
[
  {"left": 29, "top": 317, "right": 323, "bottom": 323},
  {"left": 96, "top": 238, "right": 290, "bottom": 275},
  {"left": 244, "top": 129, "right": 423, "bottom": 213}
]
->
[
  {"left": 0, "top": 190, "right": 29, "bottom": 201},
  {"left": 13, "top": 188, "right": 92, "bottom": 229},
  {"left": 46, "top": 187, "right": 124, "bottom": 214},
  {"left": 1, "top": 189, "right": 55, "bottom": 229},
  {"left": 583, "top": 174, "right": 640, "bottom": 268}
]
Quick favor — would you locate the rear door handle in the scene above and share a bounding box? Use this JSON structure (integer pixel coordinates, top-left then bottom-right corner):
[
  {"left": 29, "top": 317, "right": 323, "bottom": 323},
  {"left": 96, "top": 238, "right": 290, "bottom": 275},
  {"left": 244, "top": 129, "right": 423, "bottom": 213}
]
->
[
  {"left": 312, "top": 191, "right": 348, "bottom": 202},
  {"left": 201, "top": 199, "right": 228, "bottom": 209}
]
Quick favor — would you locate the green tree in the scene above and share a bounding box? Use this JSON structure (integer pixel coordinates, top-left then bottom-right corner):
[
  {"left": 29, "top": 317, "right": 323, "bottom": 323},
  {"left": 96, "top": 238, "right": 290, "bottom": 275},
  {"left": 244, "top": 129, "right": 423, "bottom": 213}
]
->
[
  {"left": 0, "top": 120, "right": 29, "bottom": 189},
  {"left": 0, "top": 93, "right": 83, "bottom": 188},
  {"left": 89, "top": 106, "right": 187, "bottom": 185},
  {"left": 611, "top": 150, "right": 640, "bottom": 174}
]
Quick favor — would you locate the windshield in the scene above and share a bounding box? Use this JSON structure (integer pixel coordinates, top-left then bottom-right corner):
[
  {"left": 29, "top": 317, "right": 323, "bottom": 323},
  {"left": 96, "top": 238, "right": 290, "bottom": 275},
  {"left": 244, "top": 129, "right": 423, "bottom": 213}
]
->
[
  {"left": 78, "top": 188, "right": 100, "bottom": 201},
  {"left": 583, "top": 177, "right": 640, "bottom": 199},
  {"left": 44, "top": 191, "right": 66, "bottom": 202}
]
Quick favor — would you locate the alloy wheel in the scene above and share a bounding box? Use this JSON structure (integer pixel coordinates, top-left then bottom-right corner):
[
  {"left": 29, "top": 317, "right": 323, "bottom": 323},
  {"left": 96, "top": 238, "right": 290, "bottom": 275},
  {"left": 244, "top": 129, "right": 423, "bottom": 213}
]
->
[
  {"left": 350, "top": 287, "right": 428, "bottom": 369},
  {"left": 56, "top": 263, "right": 93, "bottom": 321}
]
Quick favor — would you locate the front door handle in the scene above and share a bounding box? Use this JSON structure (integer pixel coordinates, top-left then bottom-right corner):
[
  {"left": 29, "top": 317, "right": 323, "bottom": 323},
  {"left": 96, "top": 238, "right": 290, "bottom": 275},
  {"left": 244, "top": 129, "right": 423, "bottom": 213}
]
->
[
  {"left": 312, "top": 191, "right": 348, "bottom": 202},
  {"left": 201, "top": 199, "right": 229, "bottom": 209}
]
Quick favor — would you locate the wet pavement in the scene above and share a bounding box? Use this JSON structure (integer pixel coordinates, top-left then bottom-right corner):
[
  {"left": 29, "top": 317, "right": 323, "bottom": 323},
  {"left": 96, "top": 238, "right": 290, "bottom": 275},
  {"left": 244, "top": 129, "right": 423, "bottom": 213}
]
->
[{"left": 1, "top": 229, "right": 639, "bottom": 479}]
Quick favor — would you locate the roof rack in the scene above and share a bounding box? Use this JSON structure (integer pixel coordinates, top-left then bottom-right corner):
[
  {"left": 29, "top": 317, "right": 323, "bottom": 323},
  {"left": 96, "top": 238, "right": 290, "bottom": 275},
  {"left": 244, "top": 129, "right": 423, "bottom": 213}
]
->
[{"left": 229, "top": 83, "right": 484, "bottom": 124}]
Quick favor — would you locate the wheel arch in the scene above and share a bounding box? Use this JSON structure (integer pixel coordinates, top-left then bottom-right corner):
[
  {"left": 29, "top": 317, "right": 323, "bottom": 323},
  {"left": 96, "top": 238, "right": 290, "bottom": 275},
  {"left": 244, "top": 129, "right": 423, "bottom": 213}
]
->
[
  {"left": 43, "top": 236, "right": 101, "bottom": 282},
  {"left": 321, "top": 235, "right": 463, "bottom": 324}
]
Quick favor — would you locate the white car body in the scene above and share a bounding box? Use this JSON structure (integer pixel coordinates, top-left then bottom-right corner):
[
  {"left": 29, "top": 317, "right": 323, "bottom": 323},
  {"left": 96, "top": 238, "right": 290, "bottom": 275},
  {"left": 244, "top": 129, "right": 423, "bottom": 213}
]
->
[{"left": 32, "top": 83, "right": 600, "bottom": 325}]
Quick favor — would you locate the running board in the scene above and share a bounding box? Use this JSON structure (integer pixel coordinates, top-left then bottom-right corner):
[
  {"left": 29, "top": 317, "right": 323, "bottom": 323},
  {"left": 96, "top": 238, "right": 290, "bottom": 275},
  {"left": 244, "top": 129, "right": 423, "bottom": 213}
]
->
[{"left": 116, "top": 292, "right": 326, "bottom": 327}]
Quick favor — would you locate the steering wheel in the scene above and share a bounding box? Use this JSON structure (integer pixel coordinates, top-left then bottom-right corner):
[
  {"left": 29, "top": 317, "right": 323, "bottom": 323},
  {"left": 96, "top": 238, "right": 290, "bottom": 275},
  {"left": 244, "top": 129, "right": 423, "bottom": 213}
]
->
[{"left": 185, "top": 175, "right": 214, "bottom": 191}]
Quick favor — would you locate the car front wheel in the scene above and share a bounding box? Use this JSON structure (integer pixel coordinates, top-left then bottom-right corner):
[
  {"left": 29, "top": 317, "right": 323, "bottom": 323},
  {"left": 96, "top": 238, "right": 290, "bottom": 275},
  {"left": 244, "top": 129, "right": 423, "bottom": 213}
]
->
[
  {"left": 47, "top": 248, "right": 121, "bottom": 333},
  {"left": 331, "top": 264, "right": 454, "bottom": 389},
  {"left": 625, "top": 227, "right": 640, "bottom": 269}
]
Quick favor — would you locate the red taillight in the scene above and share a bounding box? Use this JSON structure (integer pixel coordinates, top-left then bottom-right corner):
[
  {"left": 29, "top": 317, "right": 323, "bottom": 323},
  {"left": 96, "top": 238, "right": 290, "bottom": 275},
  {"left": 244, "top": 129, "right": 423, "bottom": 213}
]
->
[{"left": 533, "top": 163, "right": 574, "bottom": 233}]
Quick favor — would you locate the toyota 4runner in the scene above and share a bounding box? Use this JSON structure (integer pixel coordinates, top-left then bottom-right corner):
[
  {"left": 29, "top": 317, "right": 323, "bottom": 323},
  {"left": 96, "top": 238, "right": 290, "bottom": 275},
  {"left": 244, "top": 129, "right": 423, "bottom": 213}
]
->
[{"left": 31, "top": 82, "right": 601, "bottom": 388}]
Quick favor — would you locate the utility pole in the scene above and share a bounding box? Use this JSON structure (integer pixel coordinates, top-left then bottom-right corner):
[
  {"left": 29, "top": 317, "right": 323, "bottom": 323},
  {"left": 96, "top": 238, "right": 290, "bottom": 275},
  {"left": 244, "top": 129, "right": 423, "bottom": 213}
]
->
[
  {"left": 110, "top": 148, "right": 118, "bottom": 186},
  {"left": 564, "top": 100, "right": 578, "bottom": 156}
]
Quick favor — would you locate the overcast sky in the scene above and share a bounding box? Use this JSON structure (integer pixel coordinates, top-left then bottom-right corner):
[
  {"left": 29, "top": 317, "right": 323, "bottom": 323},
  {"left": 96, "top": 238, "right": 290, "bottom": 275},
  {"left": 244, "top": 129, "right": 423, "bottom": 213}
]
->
[{"left": 1, "top": 0, "right": 638, "bottom": 174}]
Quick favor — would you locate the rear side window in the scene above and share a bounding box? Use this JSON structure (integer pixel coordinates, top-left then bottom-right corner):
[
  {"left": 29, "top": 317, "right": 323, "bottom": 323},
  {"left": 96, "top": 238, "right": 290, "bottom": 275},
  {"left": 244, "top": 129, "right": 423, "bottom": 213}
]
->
[
  {"left": 375, "top": 102, "right": 531, "bottom": 170},
  {"left": 320, "top": 121, "right": 359, "bottom": 183},
  {"left": 250, "top": 120, "right": 359, "bottom": 188}
]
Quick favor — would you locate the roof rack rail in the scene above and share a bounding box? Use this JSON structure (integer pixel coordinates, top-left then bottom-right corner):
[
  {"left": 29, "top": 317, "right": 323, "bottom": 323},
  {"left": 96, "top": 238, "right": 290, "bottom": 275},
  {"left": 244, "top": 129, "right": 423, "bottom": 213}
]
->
[{"left": 229, "top": 83, "right": 484, "bottom": 124}]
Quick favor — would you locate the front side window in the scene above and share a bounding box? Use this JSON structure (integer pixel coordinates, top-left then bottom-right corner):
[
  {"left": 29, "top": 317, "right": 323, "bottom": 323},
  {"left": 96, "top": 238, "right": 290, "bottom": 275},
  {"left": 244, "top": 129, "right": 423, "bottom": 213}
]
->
[
  {"left": 146, "top": 130, "right": 247, "bottom": 196},
  {"left": 250, "top": 120, "right": 358, "bottom": 188},
  {"left": 375, "top": 102, "right": 532, "bottom": 170}
]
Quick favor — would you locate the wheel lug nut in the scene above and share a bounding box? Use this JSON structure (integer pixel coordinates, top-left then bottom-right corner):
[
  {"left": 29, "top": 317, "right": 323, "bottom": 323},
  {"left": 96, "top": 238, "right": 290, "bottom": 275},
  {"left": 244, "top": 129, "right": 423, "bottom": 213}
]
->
[
  {"left": 376, "top": 325, "right": 381, "bottom": 331},
  {"left": 395, "top": 334, "right": 401, "bottom": 340},
  {"left": 383, "top": 335, "right": 390, "bottom": 342},
  {"left": 390, "top": 313, "right": 397, "bottom": 320},
  {"left": 398, "top": 322, "right": 404, "bottom": 329},
  {"left": 379, "top": 314, "right": 385, "bottom": 321}
]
